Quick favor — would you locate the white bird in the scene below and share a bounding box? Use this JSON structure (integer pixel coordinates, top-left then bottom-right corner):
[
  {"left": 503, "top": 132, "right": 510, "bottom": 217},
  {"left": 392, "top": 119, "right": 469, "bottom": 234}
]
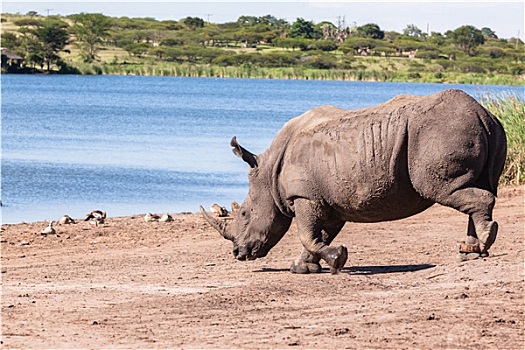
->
[
  {"left": 58, "top": 215, "right": 75, "bottom": 225},
  {"left": 159, "top": 213, "right": 174, "bottom": 222},
  {"left": 41, "top": 221, "right": 56, "bottom": 235},
  {"left": 210, "top": 203, "right": 228, "bottom": 217},
  {"left": 85, "top": 210, "right": 106, "bottom": 226},
  {"left": 144, "top": 212, "right": 161, "bottom": 222}
]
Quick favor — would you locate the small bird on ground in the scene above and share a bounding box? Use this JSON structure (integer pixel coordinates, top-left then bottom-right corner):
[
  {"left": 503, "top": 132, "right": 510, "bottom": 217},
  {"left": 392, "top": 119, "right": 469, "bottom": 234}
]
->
[
  {"left": 159, "top": 213, "right": 174, "bottom": 222},
  {"left": 144, "top": 212, "right": 161, "bottom": 222},
  {"left": 41, "top": 221, "right": 56, "bottom": 235},
  {"left": 85, "top": 210, "right": 106, "bottom": 226},
  {"left": 210, "top": 203, "right": 228, "bottom": 217},
  {"left": 58, "top": 215, "right": 75, "bottom": 225}
]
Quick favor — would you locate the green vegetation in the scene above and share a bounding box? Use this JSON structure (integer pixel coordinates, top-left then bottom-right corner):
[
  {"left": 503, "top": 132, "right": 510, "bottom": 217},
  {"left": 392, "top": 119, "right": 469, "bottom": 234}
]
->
[
  {"left": 1, "top": 12, "right": 524, "bottom": 85},
  {"left": 481, "top": 94, "right": 525, "bottom": 185},
  {"left": 2, "top": 12, "right": 522, "bottom": 185},
  {"left": 11, "top": 16, "right": 69, "bottom": 71},
  {"left": 69, "top": 13, "right": 112, "bottom": 63}
]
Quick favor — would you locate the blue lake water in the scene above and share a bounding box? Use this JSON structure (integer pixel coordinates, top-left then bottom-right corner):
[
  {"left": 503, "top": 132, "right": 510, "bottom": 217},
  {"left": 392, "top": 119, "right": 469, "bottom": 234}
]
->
[{"left": 1, "top": 75, "right": 522, "bottom": 223}]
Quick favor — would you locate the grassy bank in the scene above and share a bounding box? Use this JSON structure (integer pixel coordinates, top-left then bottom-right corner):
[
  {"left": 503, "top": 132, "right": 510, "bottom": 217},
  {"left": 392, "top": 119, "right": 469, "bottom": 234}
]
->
[
  {"left": 2, "top": 12, "right": 524, "bottom": 85},
  {"left": 481, "top": 93, "right": 525, "bottom": 185},
  {"left": 69, "top": 61, "right": 523, "bottom": 86}
]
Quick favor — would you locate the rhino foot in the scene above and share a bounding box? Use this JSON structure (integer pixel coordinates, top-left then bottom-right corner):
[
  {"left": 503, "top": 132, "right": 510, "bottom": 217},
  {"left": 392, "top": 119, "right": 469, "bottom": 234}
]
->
[
  {"left": 290, "top": 260, "right": 322, "bottom": 274},
  {"left": 456, "top": 252, "right": 481, "bottom": 262},
  {"left": 323, "top": 245, "right": 348, "bottom": 274},
  {"left": 479, "top": 221, "right": 498, "bottom": 255}
]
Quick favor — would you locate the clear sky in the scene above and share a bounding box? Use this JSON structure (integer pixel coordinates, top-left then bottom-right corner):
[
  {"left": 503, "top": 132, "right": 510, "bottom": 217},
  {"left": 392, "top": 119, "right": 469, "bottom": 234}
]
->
[{"left": 2, "top": 0, "right": 524, "bottom": 39}]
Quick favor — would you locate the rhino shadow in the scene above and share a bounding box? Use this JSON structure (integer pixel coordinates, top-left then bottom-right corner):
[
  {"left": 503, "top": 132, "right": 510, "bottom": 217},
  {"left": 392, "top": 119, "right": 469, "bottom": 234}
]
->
[
  {"left": 344, "top": 264, "right": 435, "bottom": 275},
  {"left": 256, "top": 264, "right": 435, "bottom": 274}
]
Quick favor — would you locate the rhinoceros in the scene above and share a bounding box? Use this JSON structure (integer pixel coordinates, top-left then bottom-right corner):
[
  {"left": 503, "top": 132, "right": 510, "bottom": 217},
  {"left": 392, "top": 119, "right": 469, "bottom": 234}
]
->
[{"left": 201, "top": 89, "right": 507, "bottom": 274}]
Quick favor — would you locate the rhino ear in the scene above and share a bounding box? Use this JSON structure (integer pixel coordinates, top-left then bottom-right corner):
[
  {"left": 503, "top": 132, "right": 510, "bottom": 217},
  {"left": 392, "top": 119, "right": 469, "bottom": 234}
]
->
[
  {"left": 231, "top": 136, "right": 258, "bottom": 168},
  {"left": 231, "top": 201, "right": 240, "bottom": 215}
]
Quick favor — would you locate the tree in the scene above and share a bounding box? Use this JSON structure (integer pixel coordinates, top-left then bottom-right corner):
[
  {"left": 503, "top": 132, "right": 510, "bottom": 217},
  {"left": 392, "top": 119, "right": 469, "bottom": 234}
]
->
[
  {"left": 124, "top": 42, "right": 150, "bottom": 57},
  {"left": 70, "top": 13, "right": 111, "bottom": 62},
  {"left": 481, "top": 27, "right": 498, "bottom": 39},
  {"left": 236, "top": 15, "right": 287, "bottom": 29},
  {"left": 182, "top": 17, "right": 204, "bottom": 30},
  {"left": 289, "top": 18, "right": 319, "bottom": 39},
  {"left": 446, "top": 25, "right": 484, "bottom": 56},
  {"left": 38, "top": 19, "right": 69, "bottom": 70},
  {"left": 14, "top": 18, "right": 42, "bottom": 27},
  {"left": 403, "top": 24, "right": 423, "bottom": 38},
  {"left": 428, "top": 32, "right": 446, "bottom": 46},
  {"left": 237, "top": 16, "right": 260, "bottom": 27},
  {"left": 392, "top": 38, "right": 428, "bottom": 54},
  {"left": 1, "top": 32, "right": 21, "bottom": 52},
  {"left": 307, "top": 39, "right": 338, "bottom": 52},
  {"left": 273, "top": 37, "right": 309, "bottom": 51},
  {"left": 19, "top": 18, "right": 69, "bottom": 71},
  {"left": 355, "top": 23, "right": 384, "bottom": 39},
  {"left": 160, "top": 20, "right": 183, "bottom": 31},
  {"left": 259, "top": 15, "right": 288, "bottom": 29},
  {"left": 317, "top": 21, "right": 344, "bottom": 42},
  {"left": 384, "top": 31, "right": 400, "bottom": 42},
  {"left": 340, "top": 37, "right": 380, "bottom": 55}
]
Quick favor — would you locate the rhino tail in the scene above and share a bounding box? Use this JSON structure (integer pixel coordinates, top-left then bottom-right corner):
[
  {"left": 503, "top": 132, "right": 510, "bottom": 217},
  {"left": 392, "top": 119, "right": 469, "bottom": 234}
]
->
[{"left": 483, "top": 112, "right": 507, "bottom": 196}]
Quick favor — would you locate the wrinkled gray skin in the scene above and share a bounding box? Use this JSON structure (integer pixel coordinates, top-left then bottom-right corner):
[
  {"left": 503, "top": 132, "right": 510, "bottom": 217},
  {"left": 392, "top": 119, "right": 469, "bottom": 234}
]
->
[{"left": 201, "top": 89, "right": 507, "bottom": 274}]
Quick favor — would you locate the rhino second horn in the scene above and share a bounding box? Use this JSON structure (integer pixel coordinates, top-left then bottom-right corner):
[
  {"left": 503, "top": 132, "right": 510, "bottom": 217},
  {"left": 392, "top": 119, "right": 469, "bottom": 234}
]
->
[{"left": 199, "top": 206, "right": 233, "bottom": 241}]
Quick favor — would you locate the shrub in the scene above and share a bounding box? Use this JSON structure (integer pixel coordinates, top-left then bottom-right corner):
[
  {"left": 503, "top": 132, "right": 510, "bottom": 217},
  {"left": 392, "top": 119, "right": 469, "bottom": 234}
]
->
[
  {"left": 301, "top": 55, "right": 337, "bottom": 69},
  {"left": 481, "top": 93, "right": 525, "bottom": 185},
  {"left": 306, "top": 40, "right": 338, "bottom": 52},
  {"left": 124, "top": 43, "right": 151, "bottom": 57},
  {"left": 211, "top": 53, "right": 251, "bottom": 66},
  {"left": 436, "top": 59, "right": 455, "bottom": 71},
  {"left": 261, "top": 52, "right": 301, "bottom": 67},
  {"left": 160, "top": 37, "right": 185, "bottom": 46},
  {"left": 509, "top": 65, "right": 524, "bottom": 76},
  {"left": 458, "top": 63, "right": 486, "bottom": 73},
  {"left": 488, "top": 48, "right": 506, "bottom": 58},
  {"left": 57, "top": 61, "right": 82, "bottom": 74},
  {"left": 416, "top": 49, "right": 440, "bottom": 59},
  {"left": 92, "top": 64, "right": 103, "bottom": 75}
]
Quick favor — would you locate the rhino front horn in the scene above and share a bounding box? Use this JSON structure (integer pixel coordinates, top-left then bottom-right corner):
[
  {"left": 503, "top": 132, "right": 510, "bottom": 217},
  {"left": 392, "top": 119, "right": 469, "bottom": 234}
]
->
[{"left": 199, "top": 206, "right": 233, "bottom": 241}]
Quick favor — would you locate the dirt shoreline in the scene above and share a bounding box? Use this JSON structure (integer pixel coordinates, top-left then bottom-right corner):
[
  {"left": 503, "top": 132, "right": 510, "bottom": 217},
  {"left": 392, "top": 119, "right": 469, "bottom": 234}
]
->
[{"left": 1, "top": 186, "right": 523, "bottom": 349}]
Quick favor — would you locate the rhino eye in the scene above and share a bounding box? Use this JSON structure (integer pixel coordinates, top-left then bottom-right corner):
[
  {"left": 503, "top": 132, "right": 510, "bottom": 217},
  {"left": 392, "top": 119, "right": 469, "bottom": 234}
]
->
[{"left": 241, "top": 210, "right": 250, "bottom": 221}]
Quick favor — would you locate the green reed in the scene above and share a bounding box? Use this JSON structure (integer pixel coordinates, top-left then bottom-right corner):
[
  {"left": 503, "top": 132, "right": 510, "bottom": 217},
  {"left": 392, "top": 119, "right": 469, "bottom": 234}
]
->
[{"left": 481, "top": 93, "right": 525, "bottom": 185}]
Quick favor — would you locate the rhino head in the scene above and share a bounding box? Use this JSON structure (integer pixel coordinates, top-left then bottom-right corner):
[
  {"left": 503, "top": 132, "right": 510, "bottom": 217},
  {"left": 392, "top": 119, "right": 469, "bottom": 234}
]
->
[{"left": 200, "top": 137, "right": 292, "bottom": 261}]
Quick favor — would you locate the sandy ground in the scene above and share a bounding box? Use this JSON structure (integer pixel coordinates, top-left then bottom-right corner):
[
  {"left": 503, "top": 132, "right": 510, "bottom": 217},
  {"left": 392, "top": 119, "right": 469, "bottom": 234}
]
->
[{"left": 1, "top": 186, "right": 523, "bottom": 349}]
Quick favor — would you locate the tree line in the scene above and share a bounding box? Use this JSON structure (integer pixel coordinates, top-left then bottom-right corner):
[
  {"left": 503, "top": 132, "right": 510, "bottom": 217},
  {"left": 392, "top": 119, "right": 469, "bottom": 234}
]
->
[{"left": 1, "top": 12, "right": 523, "bottom": 78}]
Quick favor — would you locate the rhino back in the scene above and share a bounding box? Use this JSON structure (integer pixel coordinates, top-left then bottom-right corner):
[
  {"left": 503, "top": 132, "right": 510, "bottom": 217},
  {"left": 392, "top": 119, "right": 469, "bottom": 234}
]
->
[
  {"left": 279, "top": 101, "right": 429, "bottom": 222},
  {"left": 274, "top": 89, "right": 493, "bottom": 222},
  {"left": 406, "top": 89, "right": 506, "bottom": 198}
]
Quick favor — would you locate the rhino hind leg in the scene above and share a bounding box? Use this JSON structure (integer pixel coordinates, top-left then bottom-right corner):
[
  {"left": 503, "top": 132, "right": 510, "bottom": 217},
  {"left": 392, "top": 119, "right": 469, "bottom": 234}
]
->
[
  {"left": 466, "top": 216, "right": 477, "bottom": 241},
  {"left": 431, "top": 187, "right": 498, "bottom": 255}
]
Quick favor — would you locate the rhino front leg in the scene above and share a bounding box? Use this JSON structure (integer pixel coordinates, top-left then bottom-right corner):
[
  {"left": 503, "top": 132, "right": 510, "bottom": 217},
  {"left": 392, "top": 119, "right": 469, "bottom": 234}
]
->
[
  {"left": 290, "top": 249, "right": 323, "bottom": 274},
  {"left": 292, "top": 198, "right": 348, "bottom": 274},
  {"left": 291, "top": 222, "right": 345, "bottom": 274}
]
